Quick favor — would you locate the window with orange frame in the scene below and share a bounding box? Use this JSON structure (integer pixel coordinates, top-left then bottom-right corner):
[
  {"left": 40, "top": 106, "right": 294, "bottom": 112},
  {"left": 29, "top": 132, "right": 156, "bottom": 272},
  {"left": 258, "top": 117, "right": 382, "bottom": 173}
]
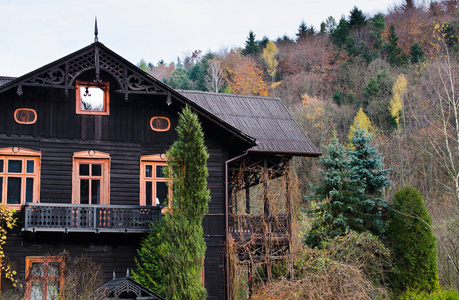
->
[{"left": 25, "top": 256, "right": 63, "bottom": 300}]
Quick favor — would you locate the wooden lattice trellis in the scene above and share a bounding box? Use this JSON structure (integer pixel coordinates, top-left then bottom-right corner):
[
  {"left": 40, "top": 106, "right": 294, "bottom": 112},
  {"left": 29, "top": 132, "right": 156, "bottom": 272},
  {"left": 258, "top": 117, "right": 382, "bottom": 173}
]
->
[{"left": 227, "top": 156, "right": 299, "bottom": 298}]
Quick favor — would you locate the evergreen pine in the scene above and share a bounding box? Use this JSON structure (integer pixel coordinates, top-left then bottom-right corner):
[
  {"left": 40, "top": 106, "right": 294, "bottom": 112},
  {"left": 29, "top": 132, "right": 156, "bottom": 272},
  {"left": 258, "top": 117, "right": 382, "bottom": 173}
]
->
[
  {"left": 348, "top": 129, "right": 390, "bottom": 235},
  {"left": 132, "top": 221, "right": 165, "bottom": 295},
  {"left": 305, "top": 136, "right": 360, "bottom": 248},
  {"left": 384, "top": 23, "right": 408, "bottom": 66},
  {"left": 159, "top": 106, "right": 210, "bottom": 300},
  {"left": 348, "top": 6, "right": 367, "bottom": 29},
  {"left": 387, "top": 185, "right": 439, "bottom": 294},
  {"left": 370, "top": 13, "right": 385, "bottom": 51},
  {"left": 296, "top": 20, "right": 308, "bottom": 40},
  {"left": 242, "top": 31, "right": 260, "bottom": 56},
  {"left": 409, "top": 42, "right": 425, "bottom": 63},
  {"left": 331, "top": 18, "right": 350, "bottom": 47}
]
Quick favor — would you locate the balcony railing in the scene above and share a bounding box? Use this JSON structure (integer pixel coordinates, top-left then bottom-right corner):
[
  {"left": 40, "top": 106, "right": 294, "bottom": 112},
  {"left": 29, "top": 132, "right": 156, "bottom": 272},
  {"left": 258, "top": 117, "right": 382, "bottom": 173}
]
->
[{"left": 22, "top": 203, "right": 162, "bottom": 233}]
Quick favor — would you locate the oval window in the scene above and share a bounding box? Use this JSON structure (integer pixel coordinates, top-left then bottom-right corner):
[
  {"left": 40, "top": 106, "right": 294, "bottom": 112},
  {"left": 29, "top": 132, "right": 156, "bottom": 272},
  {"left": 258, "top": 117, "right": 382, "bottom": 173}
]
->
[
  {"left": 14, "top": 108, "right": 37, "bottom": 125},
  {"left": 150, "top": 117, "right": 171, "bottom": 132}
]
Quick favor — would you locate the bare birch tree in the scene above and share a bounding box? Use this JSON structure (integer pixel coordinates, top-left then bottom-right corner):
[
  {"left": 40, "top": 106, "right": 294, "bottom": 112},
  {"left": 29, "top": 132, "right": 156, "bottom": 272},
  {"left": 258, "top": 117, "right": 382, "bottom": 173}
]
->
[{"left": 205, "top": 58, "right": 224, "bottom": 92}]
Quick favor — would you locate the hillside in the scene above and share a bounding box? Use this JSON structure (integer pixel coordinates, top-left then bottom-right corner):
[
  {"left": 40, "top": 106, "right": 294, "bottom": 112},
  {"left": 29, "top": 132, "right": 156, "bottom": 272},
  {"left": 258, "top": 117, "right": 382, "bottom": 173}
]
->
[{"left": 139, "top": 0, "right": 459, "bottom": 295}]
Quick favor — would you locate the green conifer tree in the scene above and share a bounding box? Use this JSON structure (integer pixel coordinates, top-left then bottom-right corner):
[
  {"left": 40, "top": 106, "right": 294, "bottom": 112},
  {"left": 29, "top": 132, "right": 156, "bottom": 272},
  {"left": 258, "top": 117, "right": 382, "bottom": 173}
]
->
[
  {"left": 384, "top": 23, "right": 408, "bottom": 66},
  {"left": 409, "top": 42, "right": 425, "bottom": 63},
  {"left": 159, "top": 106, "right": 210, "bottom": 300},
  {"left": 331, "top": 18, "right": 350, "bottom": 47},
  {"left": 132, "top": 221, "right": 165, "bottom": 295},
  {"left": 305, "top": 136, "right": 363, "bottom": 248},
  {"left": 348, "top": 6, "right": 367, "bottom": 29},
  {"left": 348, "top": 129, "right": 390, "bottom": 235},
  {"left": 242, "top": 31, "right": 260, "bottom": 56},
  {"left": 370, "top": 13, "right": 385, "bottom": 51},
  {"left": 387, "top": 185, "right": 439, "bottom": 295}
]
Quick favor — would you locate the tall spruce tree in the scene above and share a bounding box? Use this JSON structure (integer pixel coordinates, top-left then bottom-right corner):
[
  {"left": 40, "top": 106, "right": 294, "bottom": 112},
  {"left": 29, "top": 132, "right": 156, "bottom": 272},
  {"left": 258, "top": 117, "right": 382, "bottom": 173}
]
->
[
  {"left": 348, "top": 129, "right": 390, "bottom": 235},
  {"left": 305, "top": 136, "right": 364, "bottom": 248},
  {"left": 387, "top": 185, "right": 439, "bottom": 294},
  {"left": 384, "top": 23, "right": 408, "bottom": 66},
  {"left": 242, "top": 31, "right": 260, "bottom": 56},
  {"left": 159, "top": 106, "right": 210, "bottom": 300},
  {"left": 331, "top": 18, "right": 350, "bottom": 47},
  {"left": 348, "top": 6, "right": 367, "bottom": 29}
]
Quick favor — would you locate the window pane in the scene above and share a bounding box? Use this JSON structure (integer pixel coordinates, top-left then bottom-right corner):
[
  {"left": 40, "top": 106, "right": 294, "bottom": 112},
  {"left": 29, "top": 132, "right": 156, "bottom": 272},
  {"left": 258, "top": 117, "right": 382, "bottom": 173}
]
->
[
  {"left": 0, "top": 159, "right": 3, "bottom": 173},
  {"left": 31, "top": 281, "right": 44, "bottom": 300},
  {"left": 0, "top": 177, "right": 2, "bottom": 201},
  {"left": 31, "top": 262, "right": 44, "bottom": 276},
  {"left": 92, "top": 164, "right": 101, "bottom": 176},
  {"left": 8, "top": 160, "right": 22, "bottom": 173},
  {"left": 48, "top": 262, "right": 61, "bottom": 277},
  {"left": 79, "top": 164, "right": 89, "bottom": 176},
  {"left": 80, "top": 86, "right": 104, "bottom": 111},
  {"left": 145, "top": 181, "right": 152, "bottom": 206},
  {"left": 27, "top": 160, "right": 34, "bottom": 173},
  {"left": 47, "top": 281, "right": 59, "bottom": 300},
  {"left": 156, "top": 181, "right": 168, "bottom": 207},
  {"left": 145, "top": 165, "right": 152, "bottom": 178},
  {"left": 26, "top": 178, "right": 34, "bottom": 202},
  {"left": 7, "top": 177, "right": 21, "bottom": 204},
  {"left": 156, "top": 165, "right": 165, "bottom": 178},
  {"left": 91, "top": 180, "right": 100, "bottom": 205},
  {"left": 80, "top": 179, "right": 89, "bottom": 204}
]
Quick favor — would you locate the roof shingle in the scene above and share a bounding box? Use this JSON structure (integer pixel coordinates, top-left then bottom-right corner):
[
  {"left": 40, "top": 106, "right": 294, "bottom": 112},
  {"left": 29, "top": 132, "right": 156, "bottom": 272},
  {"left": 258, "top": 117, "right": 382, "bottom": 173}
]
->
[{"left": 178, "top": 90, "right": 320, "bottom": 156}]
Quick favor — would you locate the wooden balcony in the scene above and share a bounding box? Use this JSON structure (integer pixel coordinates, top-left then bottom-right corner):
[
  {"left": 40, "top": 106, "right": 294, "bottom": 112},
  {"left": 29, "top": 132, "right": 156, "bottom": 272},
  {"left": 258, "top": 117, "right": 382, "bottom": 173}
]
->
[
  {"left": 228, "top": 214, "right": 291, "bottom": 261},
  {"left": 22, "top": 203, "right": 161, "bottom": 233}
]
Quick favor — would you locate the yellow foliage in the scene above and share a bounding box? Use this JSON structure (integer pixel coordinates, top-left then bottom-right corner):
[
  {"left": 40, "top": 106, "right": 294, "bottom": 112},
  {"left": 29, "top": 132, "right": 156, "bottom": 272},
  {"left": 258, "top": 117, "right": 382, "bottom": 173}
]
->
[
  {"left": 262, "top": 41, "right": 279, "bottom": 83},
  {"left": 390, "top": 74, "right": 408, "bottom": 127},
  {"left": 302, "top": 94, "right": 325, "bottom": 129},
  {"left": 0, "top": 205, "right": 18, "bottom": 286},
  {"left": 348, "top": 108, "right": 373, "bottom": 141}
]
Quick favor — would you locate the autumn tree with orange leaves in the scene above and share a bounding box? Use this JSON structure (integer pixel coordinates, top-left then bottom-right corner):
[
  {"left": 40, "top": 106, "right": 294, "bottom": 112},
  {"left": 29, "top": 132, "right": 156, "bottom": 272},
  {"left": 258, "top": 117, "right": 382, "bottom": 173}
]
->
[{"left": 221, "top": 50, "right": 268, "bottom": 96}]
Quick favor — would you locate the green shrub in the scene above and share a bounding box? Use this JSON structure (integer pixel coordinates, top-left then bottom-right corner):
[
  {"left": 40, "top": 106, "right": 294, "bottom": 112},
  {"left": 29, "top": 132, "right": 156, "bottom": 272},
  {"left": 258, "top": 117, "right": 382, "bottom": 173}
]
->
[
  {"left": 387, "top": 185, "right": 439, "bottom": 295},
  {"left": 398, "top": 288, "right": 459, "bottom": 300}
]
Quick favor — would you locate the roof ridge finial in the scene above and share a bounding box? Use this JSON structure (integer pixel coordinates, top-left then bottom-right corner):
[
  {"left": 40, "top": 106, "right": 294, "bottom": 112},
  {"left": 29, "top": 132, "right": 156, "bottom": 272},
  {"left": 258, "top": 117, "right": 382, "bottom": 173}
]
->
[{"left": 94, "top": 17, "right": 99, "bottom": 43}]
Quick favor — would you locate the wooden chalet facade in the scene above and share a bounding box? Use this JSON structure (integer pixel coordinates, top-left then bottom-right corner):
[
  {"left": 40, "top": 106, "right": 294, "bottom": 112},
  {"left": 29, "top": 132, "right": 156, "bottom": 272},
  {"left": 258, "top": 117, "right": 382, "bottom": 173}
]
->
[{"left": 0, "top": 34, "right": 319, "bottom": 299}]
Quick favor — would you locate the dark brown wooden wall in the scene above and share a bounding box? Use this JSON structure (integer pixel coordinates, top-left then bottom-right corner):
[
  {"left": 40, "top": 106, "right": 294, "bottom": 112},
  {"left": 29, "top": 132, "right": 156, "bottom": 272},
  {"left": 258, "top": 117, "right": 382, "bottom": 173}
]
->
[{"left": 0, "top": 70, "right": 233, "bottom": 298}]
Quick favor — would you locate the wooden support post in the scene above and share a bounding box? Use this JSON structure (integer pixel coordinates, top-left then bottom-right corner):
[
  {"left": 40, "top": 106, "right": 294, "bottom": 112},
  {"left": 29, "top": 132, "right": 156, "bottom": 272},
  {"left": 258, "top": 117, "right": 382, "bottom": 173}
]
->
[
  {"left": 245, "top": 182, "right": 250, "bottom": 214},
  {"left": 285, "top": 160, "right": 294, "bottom": 278}
]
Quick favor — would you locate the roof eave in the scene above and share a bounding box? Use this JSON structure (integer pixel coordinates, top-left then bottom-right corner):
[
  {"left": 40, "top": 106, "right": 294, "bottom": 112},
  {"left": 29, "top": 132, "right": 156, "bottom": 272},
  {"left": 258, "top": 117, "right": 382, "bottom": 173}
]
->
[{"left": 248, "top": 148, "right": 321, "bottom": 157}]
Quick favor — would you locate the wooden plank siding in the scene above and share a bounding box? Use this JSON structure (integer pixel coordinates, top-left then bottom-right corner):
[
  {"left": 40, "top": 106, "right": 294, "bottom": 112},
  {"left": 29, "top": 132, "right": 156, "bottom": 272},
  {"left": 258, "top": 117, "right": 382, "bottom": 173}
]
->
[{"left": 0, "top": 76, "right": 230, "bottom": 298}]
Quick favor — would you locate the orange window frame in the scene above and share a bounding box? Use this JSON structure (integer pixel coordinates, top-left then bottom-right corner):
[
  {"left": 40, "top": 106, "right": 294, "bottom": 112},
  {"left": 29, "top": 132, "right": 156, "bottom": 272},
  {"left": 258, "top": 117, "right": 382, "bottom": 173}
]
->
[
  {"left": 0, "top": 147, "right": 41, "bottom": 209},
  {"left": 25, "top": 256, "right": 64, "bottom": 300},
  {"left": 140, "top": 154, "right": 172, "bottom": 211},
  {"left": 14, "top": 108, "right": 37, "bottom": 125},
  {"left": 150, "top": 116, "right": 171, "bottom": 132},
  {"left": 72, "top": 151, "right": 110, "bottom": 205},
  {"left": 75, "top": 81, "right": 110, "bottom": 115}
]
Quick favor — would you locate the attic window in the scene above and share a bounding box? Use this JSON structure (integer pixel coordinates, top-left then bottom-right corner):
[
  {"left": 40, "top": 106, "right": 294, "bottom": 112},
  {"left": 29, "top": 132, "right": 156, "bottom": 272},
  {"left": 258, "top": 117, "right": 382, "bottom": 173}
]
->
[
  {"left": 76, "top": 81, "right": 109, "bottom": 115},
  {"left": 14, "top": 108, "right": 37, "bottom": 124},
  {"left": 150, "top": 117, "right": 170, "bottom": 132}
]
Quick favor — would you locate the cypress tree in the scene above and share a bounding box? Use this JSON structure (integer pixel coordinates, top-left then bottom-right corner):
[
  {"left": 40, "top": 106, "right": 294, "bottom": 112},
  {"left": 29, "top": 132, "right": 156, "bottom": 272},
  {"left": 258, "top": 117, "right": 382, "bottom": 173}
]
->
[
  {"left": 159, "top": 106, "right": 210, "bottom": 300},
  {"left": 387, "top": 185, "right": 439, "bottom": 294}
]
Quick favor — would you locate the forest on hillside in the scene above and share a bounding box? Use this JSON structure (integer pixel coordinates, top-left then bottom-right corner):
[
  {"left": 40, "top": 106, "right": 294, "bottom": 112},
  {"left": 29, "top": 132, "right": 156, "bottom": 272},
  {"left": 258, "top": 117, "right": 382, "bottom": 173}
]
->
[{"left": 138, "top": 0, "right": 459, "bottom": 298}]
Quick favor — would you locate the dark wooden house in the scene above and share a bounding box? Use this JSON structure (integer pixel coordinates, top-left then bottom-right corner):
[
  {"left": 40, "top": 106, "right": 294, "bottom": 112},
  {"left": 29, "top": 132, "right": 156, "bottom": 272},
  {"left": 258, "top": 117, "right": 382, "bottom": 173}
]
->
[{"left": 0, "top": 33, "right": 319, "bottom": 299}]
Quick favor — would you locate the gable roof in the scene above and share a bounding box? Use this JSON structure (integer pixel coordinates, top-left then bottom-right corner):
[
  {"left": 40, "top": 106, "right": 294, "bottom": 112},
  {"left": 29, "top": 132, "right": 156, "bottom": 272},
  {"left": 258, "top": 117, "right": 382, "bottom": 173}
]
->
[
  {"left": 0, "top": 42, "right": 254, "bottom": 147},
  {"left": 0, "top": 42, "right": 319, "bottom": 157},
  {"left": 179, "top": 91, "right": 320, "bottom": 156}
]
